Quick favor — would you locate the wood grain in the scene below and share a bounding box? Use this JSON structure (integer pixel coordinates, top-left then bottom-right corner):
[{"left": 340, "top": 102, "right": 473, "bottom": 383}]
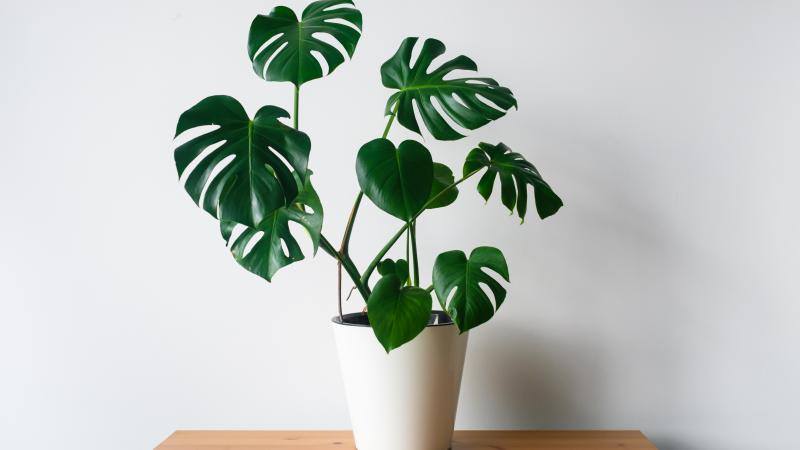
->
[{"left": 155, "top": 430, "right": 658, "bottom": 449}]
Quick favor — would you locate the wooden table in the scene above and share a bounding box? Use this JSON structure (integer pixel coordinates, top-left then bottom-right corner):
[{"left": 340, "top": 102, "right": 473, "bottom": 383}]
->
[{"left": 155, "top": 430, "right": 658, "bottom": 449}]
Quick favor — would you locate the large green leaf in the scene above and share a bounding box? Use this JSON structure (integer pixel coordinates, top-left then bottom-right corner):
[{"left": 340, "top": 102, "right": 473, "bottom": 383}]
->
[
  {"left": 219, "top": 174, "right": 323, "bottom": 282},
  {"left": 174, "top": 95, "right": 310, "bottom": 229},
  {"left": 381, "top": 37, "right": 517, "bottom": 141},
  {"left": 432, "top": 246, "right": 509, "bottom": 333},
  {"left": 356, "top": 138, "right": 433, "bottom": 221},
  {"left": 248, "top": 0, "right": 362, "bottom": 86},
  {"left": 427, "top": 162, "right": 459, "bottom": 209},
  {"left": 367, "top": 273, "right": 433, "bottom": 352},
  {"left": 464, "top": 142, "right": 563, "bottom": 222}
]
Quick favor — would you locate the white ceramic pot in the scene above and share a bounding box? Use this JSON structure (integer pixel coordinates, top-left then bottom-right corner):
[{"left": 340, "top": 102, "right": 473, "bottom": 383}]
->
[
  {"left": 333, "top": 311, "right": 469, "bottom": 450},
  {"left": 332, "top": 311, "right": 469, "bottom": 450}
]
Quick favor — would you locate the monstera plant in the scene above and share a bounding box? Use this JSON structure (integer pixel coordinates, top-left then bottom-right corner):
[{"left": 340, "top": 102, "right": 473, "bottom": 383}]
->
[{"left": 173, "top": 0, "right": 562, "bottom": 353}]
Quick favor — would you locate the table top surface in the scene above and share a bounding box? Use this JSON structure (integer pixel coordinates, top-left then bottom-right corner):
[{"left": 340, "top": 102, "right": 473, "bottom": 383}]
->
[{"left": 156, "top": 430, "right": 658, "bottom": 449}]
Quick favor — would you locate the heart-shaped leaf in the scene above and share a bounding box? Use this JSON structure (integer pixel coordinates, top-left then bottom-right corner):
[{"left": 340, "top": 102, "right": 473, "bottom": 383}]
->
[
  {"left": 356, "top": 138, "right": 433, "bottom": 221},
  {"left": 427, "top": 162, "right": 459, "bottom": 209},
  {"left": 464, "top": 142, "right": 563, "bottom": 222},
  {"left": 368, "top": 273, "right": 433, "bottom": 352},
  {"left": 174, "top": 95, "right": 310, "bottom": 228},
  {"left": 220, "top": 173, "right": 323, "bottom": 282},
  {"left": 248, "top": 0, "right": 362, "bottom": 86},
  {"left": 377, "top": 258, "right": 410, "bottom": 284},
  {"left": 432, "top": 246, "right": 509, "bottom": 333},
  {"left": 381, "top": 37, "right": 517, "bottom": 141}
]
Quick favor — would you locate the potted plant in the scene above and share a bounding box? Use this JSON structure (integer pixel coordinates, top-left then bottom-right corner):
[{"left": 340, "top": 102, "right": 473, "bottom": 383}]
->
[{"left": 172, "top": 1, "right": 563, "bottom": 449}]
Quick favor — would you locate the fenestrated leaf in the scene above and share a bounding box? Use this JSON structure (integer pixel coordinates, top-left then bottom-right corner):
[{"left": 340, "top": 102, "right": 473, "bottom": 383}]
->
[
  {"left": 377, "top": 258, "right": 410, "bottom": 284},
  {"left": 427, "top": 162, "right": 459, "bottom": 209},
  {"left": 381, "top": 37, "right": 517, "bottom": 141},
  {"left": 356, "top": 138, "right": 433, "bottom": 221},
  {"left": 248, "top": 0, "right": 362, "bottom": 86},
  {"left": 367, "top": 273, "right": 433, "bottom": 352},
  {"left": 174, "top": 95, "right": 310, "bottom": 228},
  {"left": 464, "top": 142, "right": 563, "bottom": 222},
  {"left": 220, "top": 173, "right": 323, "bottom": 282},
  {"left": 432, "top": 246, "right": 509, "bottom": 333}
]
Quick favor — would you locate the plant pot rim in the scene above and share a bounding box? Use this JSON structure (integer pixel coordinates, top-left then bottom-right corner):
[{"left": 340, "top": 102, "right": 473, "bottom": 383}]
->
[{"left": 331, "top": 311, "right": 455, "bottom": 328}]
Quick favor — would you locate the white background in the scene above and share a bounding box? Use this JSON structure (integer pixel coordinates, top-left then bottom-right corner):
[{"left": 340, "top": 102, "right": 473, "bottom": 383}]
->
[{"left": 2, "top": 1, "right": 799, "bottom": 449}]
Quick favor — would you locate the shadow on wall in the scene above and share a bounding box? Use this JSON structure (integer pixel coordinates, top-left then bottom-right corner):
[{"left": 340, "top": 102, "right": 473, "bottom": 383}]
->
[
  {"left": 498, "top": 327, "right": 589, "bottom": 423},
  {"left": 463, "top": 324, "right": 607, "bottom": 428},
  {"left": 462, "top": 325, "right": 691, "bottom": 450},
  {"left": 455, "top": 133, "right": 704, "bottom": 450}
]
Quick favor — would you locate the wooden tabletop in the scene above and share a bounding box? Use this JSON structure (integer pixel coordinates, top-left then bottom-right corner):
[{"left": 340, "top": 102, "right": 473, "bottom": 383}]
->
[{"left": 156, "top": 430, "right": 658, "bottom": 449}]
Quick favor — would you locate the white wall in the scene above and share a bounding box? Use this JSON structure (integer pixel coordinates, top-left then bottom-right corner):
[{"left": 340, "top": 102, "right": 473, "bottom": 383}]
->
[{"left": 1, "top": 1, "right": 799, "bottom": 449}]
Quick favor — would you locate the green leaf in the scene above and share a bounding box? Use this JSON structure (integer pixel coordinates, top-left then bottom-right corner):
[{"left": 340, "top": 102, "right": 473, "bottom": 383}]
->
[
  {"left": 427, "top": 162, "right": 459, "bottom": 209},
  {"left": 220, "top": 173, "right": 323, "bottom": 282},
  {"left": 464, "top": 142, "right": 563, "bottom": 222},
  {"left": 367, "top": 273, "right": 433, "bottom": 352},
  {"left": 377, "top": 258, "right": 410, "bottom": 284},
  {"left": 356, "top": 138, "right": 433, "bottom": 221},
  {"left": 174, "top": 95, "right": 310, "bottom": 229},
  {"left": 248, "top": 0, "right": 362, "bottom": 86},
  {"left": 381, "top": 37, "right": 517, "bottom": 141},
  {"left": 432, "top": 246, "right": 509, "bottom": 333}
]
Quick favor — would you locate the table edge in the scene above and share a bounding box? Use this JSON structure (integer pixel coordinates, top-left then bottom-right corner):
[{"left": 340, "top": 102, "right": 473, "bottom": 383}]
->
[{"left": 155, "top": 429, "right": 653, "bottom": 449}]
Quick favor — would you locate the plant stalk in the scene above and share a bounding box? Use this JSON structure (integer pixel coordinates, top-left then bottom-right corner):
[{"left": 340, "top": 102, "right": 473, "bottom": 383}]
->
[
  {"left": 362, "top": 225, "right": 410, "bottom": 286},
  {"left": 361, "top": 169, "right": 481, "bottom": 286},
  {"left": 337, "top": 261, "right": 343, "bottom": 320},
  {"left": 405, "top": 226, "right": 411, "bottom": 283},
  {"left": 287, "top": 85, "right": 369, "bottom": 316},
  {"left": 341, "top": 193, "right": 363, "bottom": 254},
  {"left": 293, "top": 85, "right": 300, "bottom": 129},
  {"left": 410, "top": 220, "right": 419, "bottom": 286},
  {"left": 334, "top": 104, "right": 401, "bottom": 307},
  {"left": 382, "top": 104, "right": 398, "bottom": 139},
  {"left": 336, "top": 192, "right": 363, "bottom": 318},
  {"left": 321, "top": 235, "right": 370, "bottom": 302}
]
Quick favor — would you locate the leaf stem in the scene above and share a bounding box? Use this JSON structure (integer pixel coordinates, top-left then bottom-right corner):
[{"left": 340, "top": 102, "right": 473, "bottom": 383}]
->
[
  {"left": 405, "top": 226, "right": 411, "bottom": 283},
  {"left": 334, "top": 104, "right": 401, "bottom": 305},
  {"left": 286, "top": 85, "right": 370, "bottom": 315},
  {"left": 321, "top": 234, "right": 370, "bottom": 303},
  {"left": 362, "top": 225, "right": 409, "bottom": 286},
  {"left": 341, "top": 193, "right": 363, "bottom": 255},
  {"left": 382, "top": 103, "right": 398, "bottom": 139},
  {"left": 337, "top": 258, "right": 343, "bottom": 321},
  {"left": 336, "top": 192, "right": 363, "bottom": 317},
  {"left": 293, "top": 85, "right": 300, "bottom": 129},
  {"left": 361, "top": 169, "right": 482, "bottom": 286},
  {"left": 410, "top": 220, "right": 419, "bottom": 286}
]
